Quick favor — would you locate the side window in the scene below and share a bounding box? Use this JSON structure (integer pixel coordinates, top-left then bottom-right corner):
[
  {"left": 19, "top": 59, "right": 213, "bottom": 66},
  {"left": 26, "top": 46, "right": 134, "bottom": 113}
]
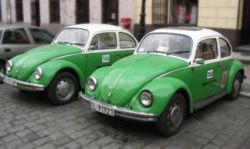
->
[
  {"left": 219, "top": 38, "right": 231, "bottom": 57},
  {"left": 89, "top": 33, "right": 117, "bottom": 50},
  {"left": 195, "top": 38, "right": 218, "bottom": 61},
  {"left": 119, "top": 32, "right": 136, "bottom": 49},
  {"left": 2, "top": 28, "right": 29, "bottom": 44},
  {"left": 30, "top": 28, "right": 54, "bottom": 44},
  {"left": 0, "top": 30, "right": 2, "bottom": 41}
]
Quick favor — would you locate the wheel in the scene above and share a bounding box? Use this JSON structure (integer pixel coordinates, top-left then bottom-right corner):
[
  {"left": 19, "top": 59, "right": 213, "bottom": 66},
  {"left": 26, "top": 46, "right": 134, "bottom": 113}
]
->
[
  {"left": 0, "top": 61, "right": 5, "bottom": 84},
  {"left": 226, "top": 72, "right": 242, "bottom": 100},
  {"left": 156, "top": 93, "right": 187, "bottom": 137},
  {"left": 47, "top": 72, "right": 79, "bottom": 105}
]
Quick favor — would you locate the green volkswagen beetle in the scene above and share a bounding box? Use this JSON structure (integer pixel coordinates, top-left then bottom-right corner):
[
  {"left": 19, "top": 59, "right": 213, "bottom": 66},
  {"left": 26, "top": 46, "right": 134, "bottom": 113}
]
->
[
  {"left": 0, "top": 24, "right": 137, "bottom": 104},
  {"left": 79, "top": 27, "right": 245, "bottom": 136}
]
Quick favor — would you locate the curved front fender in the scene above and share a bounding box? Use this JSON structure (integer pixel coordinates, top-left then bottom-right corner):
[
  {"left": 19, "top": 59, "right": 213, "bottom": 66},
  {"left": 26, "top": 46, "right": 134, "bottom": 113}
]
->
[
  {"left": 28, "top": 60, "right": 85, "bottom": 88},
  {"left": 129, "top": 77, "right": 193, "bottom": 116},
  {"left": 226, "top": 60, "right": 244, "bottom": 93}
]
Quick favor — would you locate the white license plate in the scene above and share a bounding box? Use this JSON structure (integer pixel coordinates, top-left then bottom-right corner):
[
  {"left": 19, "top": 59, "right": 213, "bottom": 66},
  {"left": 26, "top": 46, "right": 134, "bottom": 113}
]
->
[
  {"left": 92, "top": 102, "right": 115, "bottom": 116},
  {"left": 3, "top": 77, "right": 17, "bottom": 86}
]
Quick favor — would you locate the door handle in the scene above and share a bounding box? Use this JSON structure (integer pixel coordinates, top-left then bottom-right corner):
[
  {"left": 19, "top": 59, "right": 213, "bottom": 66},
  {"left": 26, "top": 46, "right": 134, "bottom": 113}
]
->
[{"left": 4, "top": 48, "right": 11, "bottom": 52}]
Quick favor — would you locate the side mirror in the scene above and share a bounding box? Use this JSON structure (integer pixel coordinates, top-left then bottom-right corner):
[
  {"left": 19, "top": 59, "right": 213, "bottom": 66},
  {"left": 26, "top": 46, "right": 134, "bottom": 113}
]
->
[{"left": 195, "top": 58, "right": 205, "bottom": 65}]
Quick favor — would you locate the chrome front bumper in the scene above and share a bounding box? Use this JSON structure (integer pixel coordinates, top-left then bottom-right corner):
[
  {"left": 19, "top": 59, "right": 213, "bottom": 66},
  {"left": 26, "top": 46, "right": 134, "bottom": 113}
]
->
[
  {"left": 78, "top": 92, "right": 158, "bottom": 122},
  {"left": 0, "top": 73, "right": 45, "bottom": 91}
]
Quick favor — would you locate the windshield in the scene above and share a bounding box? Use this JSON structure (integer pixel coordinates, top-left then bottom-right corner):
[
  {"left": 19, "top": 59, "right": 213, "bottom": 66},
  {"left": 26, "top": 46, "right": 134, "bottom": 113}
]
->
[
  {"left": 54, "top": 28, "right": 89, "bottom": 47},
  {"left": 137, "top": 33, "right": 192, "bottom": 59}
]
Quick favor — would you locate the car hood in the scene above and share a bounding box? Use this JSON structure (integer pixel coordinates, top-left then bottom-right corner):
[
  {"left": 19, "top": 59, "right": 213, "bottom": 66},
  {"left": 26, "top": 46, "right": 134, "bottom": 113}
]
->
[
  {"left": 8, "top": 44, "right": 82, "bottom": 80},
  {"left": 98, "top": 54, "right": 188, "bottom": 107}
]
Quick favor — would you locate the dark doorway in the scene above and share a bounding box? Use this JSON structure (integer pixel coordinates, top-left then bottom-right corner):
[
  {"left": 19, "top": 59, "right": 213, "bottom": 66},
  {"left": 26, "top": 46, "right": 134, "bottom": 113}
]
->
[
  {"left": 102, "top": 0, "right": 118, "bottom": 25},
  {"left": 241, "top": 0, "right": 250, "bottom": 44},
  {"left": 76, "top": 0, "right": 89, "bottom": 23},
  {"left": 31, "top": 0, "right": 40, "bottom": 26},
  {"left": 16, "top": 0, "right": 23, "bottom": 22}
]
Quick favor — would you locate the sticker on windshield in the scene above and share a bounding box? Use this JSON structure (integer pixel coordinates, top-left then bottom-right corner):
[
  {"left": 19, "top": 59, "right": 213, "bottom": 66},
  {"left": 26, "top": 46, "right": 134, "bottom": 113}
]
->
[
  {"left": 157, "top": 46, "right": 169, "bottom": 52},
  {"left": 102, "top": 55, "right": 110, "bottom": 63},
  {"left": 138, "top": 48, "right": 144, "bottom": 52}
]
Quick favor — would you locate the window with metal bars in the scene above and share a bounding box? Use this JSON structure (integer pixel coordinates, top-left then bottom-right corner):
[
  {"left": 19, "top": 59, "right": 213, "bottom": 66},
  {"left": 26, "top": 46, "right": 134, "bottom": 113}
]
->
[
  {"left": 152, "top": 0, "right": 168, "bottom": 25},
  {"left": 16, "top": 0, "right": 23, "bottom": 22},
  {"left": 50, "top": 0, "right": 60, "bottom": 23}
]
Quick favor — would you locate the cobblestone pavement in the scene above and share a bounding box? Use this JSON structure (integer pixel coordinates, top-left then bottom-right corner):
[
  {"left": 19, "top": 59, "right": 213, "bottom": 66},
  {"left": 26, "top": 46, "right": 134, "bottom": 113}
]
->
[{"left": 0, "top": 84, "right": 250, "bottom": 149}]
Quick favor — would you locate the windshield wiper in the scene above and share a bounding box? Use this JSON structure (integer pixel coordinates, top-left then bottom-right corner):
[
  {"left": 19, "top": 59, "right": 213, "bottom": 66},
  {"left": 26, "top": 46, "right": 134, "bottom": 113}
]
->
[
  {"left": 167, "top": 51, "right": 190, "bottom": 55},
  {"left": 57, "top": 41, "right": 72, "bottom": 45},
  {"left": 71, "top": 43, "right": 85, "bottom": 46},
  {"left": 146, "top": 51, "right": 167, "bottom": 55}
]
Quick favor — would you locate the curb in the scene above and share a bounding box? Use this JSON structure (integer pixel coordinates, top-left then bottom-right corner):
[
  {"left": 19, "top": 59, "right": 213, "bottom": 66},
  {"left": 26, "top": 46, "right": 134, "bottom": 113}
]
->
[{"left": 240, "top": 91, "right": 250, "bottom": 98}]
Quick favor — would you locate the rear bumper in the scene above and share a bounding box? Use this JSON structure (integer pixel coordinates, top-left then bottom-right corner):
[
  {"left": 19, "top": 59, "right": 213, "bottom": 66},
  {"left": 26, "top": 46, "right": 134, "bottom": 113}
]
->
[
  {"left": 0, "top": 73, "right": 45, "bottom": 91},
  {"left": 78, "top": 92, "right": 158, "bottom": 122}
]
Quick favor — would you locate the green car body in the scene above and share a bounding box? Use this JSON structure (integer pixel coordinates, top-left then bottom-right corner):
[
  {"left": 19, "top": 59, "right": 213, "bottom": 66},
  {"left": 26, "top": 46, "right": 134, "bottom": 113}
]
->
[
  {"left": 0, "top": 24, "right": 137, "bottom": 104},
  {"left": 79, "top": 27, "right": 245, "bottom": 136}
]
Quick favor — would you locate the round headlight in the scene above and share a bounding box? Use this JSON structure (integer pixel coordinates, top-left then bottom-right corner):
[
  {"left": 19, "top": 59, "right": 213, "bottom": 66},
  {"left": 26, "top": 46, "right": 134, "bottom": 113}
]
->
[
  {"left": 140, "top": 90, "right": 153, "bottom": 107},
  {"left": 34, "top": 67, "right": 43, "bottom": 80},
  {"left": 5, "top": 61, "right": 13, "bottom": 72},
  {"left": 87, "top": 77, "right": 97, "bottom": 91}
]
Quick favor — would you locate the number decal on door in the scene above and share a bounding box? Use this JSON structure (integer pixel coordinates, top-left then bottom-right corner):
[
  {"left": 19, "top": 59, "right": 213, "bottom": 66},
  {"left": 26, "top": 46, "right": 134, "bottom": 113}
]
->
[
  {"left": 102, "top": 55, "right": 110, "bottom": 63},
  {"left": 207, "top": 70, "right": 214, "bottom": 79}
]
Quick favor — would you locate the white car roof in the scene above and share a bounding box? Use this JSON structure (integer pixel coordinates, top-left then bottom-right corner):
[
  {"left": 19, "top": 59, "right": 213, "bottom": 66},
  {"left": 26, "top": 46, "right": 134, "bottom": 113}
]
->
[
  {"left": 151, "top": 27, "right": 222, "bottom": 41},
  {"left": 65, "top": 24, "right": 131, "bottom": 35}
]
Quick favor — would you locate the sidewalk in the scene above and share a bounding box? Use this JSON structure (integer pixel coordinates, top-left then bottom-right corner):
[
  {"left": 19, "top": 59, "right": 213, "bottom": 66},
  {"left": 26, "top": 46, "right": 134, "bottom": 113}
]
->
[{"left": 233, "top": 52, "right": 250, "bottom": 98}]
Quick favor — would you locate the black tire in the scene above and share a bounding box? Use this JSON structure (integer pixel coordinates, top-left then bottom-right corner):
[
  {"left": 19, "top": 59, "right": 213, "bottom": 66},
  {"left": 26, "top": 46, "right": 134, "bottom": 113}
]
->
[
  {"left": 0, "top": 61, "right": 5, "bottom": 84},
  {"left": 226, "top": 72, "right": 242, "bottom": 100},
  {"left": 47, "top": 72, "right": 79, "bottom": 105},
  {"left": 156, "top": 93, "right": 187, "bottom": 137}
]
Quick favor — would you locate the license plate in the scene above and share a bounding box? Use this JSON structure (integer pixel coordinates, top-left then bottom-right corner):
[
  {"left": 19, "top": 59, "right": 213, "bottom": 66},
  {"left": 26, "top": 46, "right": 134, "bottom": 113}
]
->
[
  {"left": 3, "top": 76, "right": 17, "bottom": 86},
  {"left": 91, "top": 102, "right": 115, "bottom": 116}
]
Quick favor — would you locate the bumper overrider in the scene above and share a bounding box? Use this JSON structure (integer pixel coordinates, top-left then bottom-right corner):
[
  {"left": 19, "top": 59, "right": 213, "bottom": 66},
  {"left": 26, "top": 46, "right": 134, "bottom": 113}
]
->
[
  {"left": 78, "top": 92, "right": 158, "bottom": 122},
  {"left": 0, "top": 73, "right": 44, "bottom": 91}
]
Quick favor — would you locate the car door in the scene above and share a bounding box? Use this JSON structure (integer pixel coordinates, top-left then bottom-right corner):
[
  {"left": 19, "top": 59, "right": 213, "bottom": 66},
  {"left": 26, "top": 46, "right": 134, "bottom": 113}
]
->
[
  {"left": 117, "top": 32, "right": 137, "bottom": 58},
  {"left": 85, "top": 32, "right": 119, "bottom": 77},
  {"left": 192, "top": 38, "right": 223, "bottom": 102},
  {"left": 216, "top": 37, "right": 233, "bottom": 90},
  {"left": 1, "top": 28, "right": 34, "bottom": 59}
]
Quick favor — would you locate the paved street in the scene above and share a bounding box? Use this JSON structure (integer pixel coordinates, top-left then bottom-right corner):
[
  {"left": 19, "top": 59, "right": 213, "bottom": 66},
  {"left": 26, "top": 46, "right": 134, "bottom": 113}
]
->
[{"left": 0, "top": 84, "right": 250, "bottom": 149}]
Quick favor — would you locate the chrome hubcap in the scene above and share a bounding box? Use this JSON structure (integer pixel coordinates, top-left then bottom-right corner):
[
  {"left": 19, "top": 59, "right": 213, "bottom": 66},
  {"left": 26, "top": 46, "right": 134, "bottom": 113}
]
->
[
  {"left": 169, "top": 103, "right": 183, "bottom": 128},
  {"left": 56, "top": 78, "right": 75, "bottom": 101}
]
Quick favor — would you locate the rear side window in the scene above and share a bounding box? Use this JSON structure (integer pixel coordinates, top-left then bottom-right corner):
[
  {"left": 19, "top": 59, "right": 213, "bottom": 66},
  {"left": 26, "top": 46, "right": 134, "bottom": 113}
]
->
[
  {"left": 30, "top": 28, "right": 54, "bottom": 44},
  {"left": 219, "top": 38, "right": 231, "bottom": 57},
  {"left": 89, "top": 33, "right": 117, "bottom": 50},
  {"left": 0, "top": 30, "right": 2, "bottom": 41},
  {"left": 196, "top": 38, "right": 218, "bottom": 61},
  {"left": 2, "top": 28, "right": 29, "bottom": 44},
  {"left": 119, "top": 32, "right": 136, "bottom": 49}
]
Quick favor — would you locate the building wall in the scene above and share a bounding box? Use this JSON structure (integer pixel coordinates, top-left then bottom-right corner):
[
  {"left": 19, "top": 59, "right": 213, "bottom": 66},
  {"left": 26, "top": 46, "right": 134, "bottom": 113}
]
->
[
  {"left": 1, "top": 0, "right": 16, "bottom": 23},
  {"left": 198, "top": 0, "right": 240, "bottom": 29},
  {"left": 23, "top": 0, "right": 31, "bottom": 24},
  {"left": 60, "top": 0, "right": 75, "bottom": 25},
  {"left": 134, "top": 0, "right": 152, "bottom": 25},
  {"left": 89, "top": 0, "right": 102, "bottom": 23}
]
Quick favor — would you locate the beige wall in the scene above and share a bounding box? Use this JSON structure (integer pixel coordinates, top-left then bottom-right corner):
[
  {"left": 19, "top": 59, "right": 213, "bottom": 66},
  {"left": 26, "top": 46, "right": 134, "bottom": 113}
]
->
[
  {"left": 134, "top": 0, "right": 241, "bottom": 30},
  {"left": 134, "top": 0, "right": 152, "bottom": 24},
  {"left": 198, "top": 0, "right": 240, "bottom": 29}
]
